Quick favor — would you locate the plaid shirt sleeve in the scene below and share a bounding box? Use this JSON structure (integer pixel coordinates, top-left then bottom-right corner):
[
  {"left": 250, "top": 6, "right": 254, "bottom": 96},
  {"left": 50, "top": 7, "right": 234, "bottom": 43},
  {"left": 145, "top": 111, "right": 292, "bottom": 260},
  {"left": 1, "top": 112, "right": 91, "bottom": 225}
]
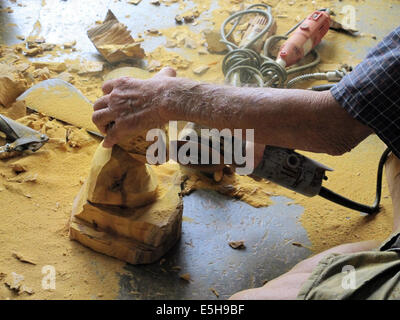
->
[{"left": 330, "top": 26, "right": 400, "bottom": 157}]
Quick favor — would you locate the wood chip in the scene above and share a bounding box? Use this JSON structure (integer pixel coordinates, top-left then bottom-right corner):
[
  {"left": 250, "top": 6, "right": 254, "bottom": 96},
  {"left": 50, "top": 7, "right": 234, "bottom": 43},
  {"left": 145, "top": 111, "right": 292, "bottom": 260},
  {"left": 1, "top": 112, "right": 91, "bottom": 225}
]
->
[
  {"left": 10, "top": 163, "right": 27, "bottom": 174},
  {"left": 292, "top": 242, "right": 310, "bottom": 249},
  {"left": 32, "top": 61, "right": 67, "bottom": 73},
  {"left": 56, "top": 71, "right": 74, "bottom": 83},
  {"left": 12, "top": 252, "right": 37, "bottom": 265},
  {"left": 77, "top": 60, "right": 104, "bottom": 75},
  {"left": 175, "top": 15, "right": 183, "bottom": 24},
  {"left": 5, "top": 272, "right": 34, "bottom": 295},
  {"left": 184, "top": 38, "right": 197, "bottom": 49},
  {"left": 41, "top": 43, "right": 56, "bottom": 51},
  {"left": 203, "top": 29, "right": 227, "bottom": 53},
  {"left": 146, "top": 29, "right": 161, "bottom": 35},
  {"left": 147, "top": 60, "right": 162, "bottom": 72},
  {"left": 165, "top": 39, "right": 177, "bottom": 48},
  {"left": 63, "top": 40, "right": 76, "bottom": 49},
  {"left": 179, "top": 273, "right": 191, "bottom": 282},
  {"left": 193, "top": 65, "right": 209, "bottom": 75},
  {"left": 228, "top": 240, "right": 245, "bottom": 249},
  {"left": 182, "top": 10, "right": 200, "bottom": 23},
  {"left": 5, "top": 272, "right": 24, "bottom": 290},
  {"left": 23, "top": 47, "right": 42, "bottom": 57},
  {"left": 87, "top": 10, "right": 145, "bottom": 63},
  {"left": 210, "top": 287, "right": 219, "bottom": 297},
  {"left": 198, "top": 48, "right": 209, "bottom": 55}
]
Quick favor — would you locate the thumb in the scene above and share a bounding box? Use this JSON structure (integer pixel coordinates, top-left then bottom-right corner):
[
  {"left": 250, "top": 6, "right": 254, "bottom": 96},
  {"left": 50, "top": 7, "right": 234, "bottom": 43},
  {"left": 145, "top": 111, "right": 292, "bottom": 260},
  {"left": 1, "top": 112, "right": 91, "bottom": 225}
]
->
[{"left": 154, "top": 67, "right": 176, "bottom": 78}]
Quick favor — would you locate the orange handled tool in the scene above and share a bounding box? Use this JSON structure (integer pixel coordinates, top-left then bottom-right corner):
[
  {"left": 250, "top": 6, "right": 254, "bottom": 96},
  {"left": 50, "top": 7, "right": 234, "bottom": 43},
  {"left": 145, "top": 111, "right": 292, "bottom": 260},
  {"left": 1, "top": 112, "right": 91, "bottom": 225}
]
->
[{"left": 277, "top": 10, "right": 331, "bottom": 67}]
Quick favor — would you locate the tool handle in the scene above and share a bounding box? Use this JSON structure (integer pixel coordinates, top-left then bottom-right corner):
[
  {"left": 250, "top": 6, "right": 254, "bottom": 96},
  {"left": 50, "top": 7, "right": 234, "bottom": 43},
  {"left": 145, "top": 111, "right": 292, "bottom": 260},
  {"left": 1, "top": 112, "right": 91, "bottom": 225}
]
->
[
  {"left": 252, "top": 146, "right": 331, "bottom": 197},
  {"left": 278, "top": 10, "right": 330, "bottom": 67}
]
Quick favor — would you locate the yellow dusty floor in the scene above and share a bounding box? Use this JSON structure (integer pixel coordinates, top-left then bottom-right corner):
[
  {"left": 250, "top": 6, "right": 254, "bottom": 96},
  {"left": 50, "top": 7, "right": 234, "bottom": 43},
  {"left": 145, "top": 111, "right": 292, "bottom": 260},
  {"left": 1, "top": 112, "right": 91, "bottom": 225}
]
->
[{"left": 0, "top": 0, "right": 399, "bottom": 299}]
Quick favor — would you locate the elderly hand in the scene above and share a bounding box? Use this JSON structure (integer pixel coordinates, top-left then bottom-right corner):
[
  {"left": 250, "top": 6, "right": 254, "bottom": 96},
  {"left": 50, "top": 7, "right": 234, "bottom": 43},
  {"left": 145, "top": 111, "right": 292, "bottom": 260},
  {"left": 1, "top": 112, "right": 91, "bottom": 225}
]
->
[{"left": 92, "top": 67, "right": 178, "bottom": 148}]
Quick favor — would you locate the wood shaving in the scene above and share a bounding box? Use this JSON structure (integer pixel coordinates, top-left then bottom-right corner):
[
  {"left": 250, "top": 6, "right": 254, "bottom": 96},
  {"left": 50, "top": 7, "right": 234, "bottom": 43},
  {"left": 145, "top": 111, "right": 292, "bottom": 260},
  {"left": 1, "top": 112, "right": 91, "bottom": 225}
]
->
[
  {"left": 228, "top": 240, "right": 245, "bottom": 249},
  {"left": 179, "top": 273, "right": 191, "bottom": 282},
  {"left": 210, "top": 287, "right": 219, "bottom": 297},
  {"left": 12, "top": 252, "right": 37, "bottom": 265}
]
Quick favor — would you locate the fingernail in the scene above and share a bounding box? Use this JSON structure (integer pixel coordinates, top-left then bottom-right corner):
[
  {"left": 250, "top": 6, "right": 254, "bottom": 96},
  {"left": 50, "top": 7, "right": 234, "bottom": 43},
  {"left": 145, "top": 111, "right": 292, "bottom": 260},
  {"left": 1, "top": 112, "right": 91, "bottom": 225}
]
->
[{"left": 102, "top": 141, "right": 111, "bottom": 148}]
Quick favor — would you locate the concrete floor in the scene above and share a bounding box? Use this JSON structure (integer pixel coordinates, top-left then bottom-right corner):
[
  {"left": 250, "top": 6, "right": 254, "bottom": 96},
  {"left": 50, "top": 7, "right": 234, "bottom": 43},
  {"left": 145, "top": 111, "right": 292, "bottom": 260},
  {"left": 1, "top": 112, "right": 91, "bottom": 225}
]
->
[
  {"left": 120, "top": 190, "right": 309, "bottom": 299},
  {"left": 1, "top": 0, "right": 399, "bottom": 299}
]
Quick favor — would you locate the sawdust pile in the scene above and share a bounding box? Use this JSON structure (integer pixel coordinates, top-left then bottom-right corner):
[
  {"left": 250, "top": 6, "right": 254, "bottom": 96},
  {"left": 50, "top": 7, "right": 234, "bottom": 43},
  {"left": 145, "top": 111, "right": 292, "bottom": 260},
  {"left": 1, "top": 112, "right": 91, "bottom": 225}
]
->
[
  {"left": 0, "top": 114, "right": 126, "bottom": 299},
  {"left": 0, "top": 0, "right": 397, "bottom": 299}
]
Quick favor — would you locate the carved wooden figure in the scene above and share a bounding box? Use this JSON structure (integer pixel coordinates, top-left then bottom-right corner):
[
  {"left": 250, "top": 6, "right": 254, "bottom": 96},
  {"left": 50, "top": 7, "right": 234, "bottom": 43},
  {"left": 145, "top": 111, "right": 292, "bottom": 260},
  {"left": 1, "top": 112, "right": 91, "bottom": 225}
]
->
[{"left": 70, "top": 91, "right": 183, "bottom": 264}]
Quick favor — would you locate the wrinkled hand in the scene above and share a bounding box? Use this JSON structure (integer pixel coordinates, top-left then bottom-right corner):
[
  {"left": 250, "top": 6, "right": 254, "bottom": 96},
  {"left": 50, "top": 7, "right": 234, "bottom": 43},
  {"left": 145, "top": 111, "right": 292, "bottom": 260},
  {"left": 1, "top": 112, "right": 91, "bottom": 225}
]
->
[{"left": 92, "top": 67, "right": 177, "bottom": 148}]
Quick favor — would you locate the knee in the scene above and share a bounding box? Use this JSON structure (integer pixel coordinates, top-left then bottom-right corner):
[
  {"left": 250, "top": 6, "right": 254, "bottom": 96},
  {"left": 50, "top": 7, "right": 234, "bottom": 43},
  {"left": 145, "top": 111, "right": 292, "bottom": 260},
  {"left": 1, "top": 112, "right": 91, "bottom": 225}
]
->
[
  {"left": 229, "top": 286, "right": 292, "bottom": 300},
  {"left": 229, "top": 288, "right": 268, "bottom": 300},
  {"left": 229, "top": 291, "right": 249, "bottom": 300}
]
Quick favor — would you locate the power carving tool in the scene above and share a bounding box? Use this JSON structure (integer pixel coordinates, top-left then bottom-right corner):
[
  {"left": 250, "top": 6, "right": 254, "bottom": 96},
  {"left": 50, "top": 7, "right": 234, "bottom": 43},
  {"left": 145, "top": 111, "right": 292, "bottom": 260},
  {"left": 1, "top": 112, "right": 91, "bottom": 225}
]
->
[
  {"left": 275, "top": 10, "right": 331, "bottom": 69},
  {"left": 250, "top": 146, "right": 390, "bottom": 214}
]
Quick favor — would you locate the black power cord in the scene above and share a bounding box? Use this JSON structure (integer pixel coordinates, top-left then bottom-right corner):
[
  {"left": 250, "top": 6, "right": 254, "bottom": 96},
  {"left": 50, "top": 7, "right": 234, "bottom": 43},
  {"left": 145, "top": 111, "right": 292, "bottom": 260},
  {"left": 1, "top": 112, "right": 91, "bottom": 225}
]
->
[{"left": 318, "top": 147, "right": 391, "bottom": 214}]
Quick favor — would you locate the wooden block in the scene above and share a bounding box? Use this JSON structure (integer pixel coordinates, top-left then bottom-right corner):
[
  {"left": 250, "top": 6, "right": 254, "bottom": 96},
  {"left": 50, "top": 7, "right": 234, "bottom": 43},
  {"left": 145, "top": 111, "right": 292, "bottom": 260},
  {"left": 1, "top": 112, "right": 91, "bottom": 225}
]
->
[
  {"left": 73, "top": 162, "right": 183, "bottom": 247},
  {"left": 70, "top": 163, "right": 183, "bottom": 264},
  {"left": 87, "top": 10, "right": 145, "bottom": 63},
  {"left": 69, "top": 213, "right": 181, "bottom": 265}
]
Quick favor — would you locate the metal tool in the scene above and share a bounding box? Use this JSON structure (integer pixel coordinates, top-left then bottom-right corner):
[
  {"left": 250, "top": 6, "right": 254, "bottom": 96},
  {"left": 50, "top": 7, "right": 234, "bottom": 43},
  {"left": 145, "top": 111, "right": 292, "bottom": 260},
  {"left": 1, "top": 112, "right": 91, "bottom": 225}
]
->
[
  {"left": 0, "top": 114, "right": 48, "bottom": 156},
  {"left": 17, "top": 79, "right": 102, "bottom": 137}
]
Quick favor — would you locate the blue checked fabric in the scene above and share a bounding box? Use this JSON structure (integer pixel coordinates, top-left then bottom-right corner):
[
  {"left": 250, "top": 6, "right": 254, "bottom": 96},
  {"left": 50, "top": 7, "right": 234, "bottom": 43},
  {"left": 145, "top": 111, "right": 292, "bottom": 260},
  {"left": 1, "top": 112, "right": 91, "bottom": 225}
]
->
[{"left": 331, "top": 26, "right": 400, "bottom": 157}]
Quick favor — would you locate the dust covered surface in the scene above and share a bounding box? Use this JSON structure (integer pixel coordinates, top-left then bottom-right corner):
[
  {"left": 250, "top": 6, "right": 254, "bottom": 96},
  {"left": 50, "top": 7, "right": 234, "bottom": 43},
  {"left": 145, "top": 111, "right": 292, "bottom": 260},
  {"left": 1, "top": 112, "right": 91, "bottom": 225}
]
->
[{"left": 0, "top": 0, "right": 397, "bottom": 299}]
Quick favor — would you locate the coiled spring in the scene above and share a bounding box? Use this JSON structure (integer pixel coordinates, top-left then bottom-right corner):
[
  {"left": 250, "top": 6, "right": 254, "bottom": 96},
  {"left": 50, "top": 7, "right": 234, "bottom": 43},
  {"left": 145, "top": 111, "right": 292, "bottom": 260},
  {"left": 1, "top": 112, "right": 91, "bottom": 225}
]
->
[{"left": 220, "top": 4, "right": 323, "bottom": 88}]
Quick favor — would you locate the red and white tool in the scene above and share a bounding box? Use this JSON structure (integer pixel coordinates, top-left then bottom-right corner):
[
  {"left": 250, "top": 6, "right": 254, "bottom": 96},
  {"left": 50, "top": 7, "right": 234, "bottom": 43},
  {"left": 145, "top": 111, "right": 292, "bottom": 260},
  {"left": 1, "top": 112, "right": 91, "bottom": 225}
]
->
[{"left": 277, "top": 10, "right": 331, "bottom": 68}]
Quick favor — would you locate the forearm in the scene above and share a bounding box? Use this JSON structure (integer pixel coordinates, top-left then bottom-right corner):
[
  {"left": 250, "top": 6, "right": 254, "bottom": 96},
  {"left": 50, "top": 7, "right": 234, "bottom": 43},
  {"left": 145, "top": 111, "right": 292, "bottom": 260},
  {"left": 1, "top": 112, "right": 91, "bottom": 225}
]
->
[{"left": 164, "top": 80, "right": 373, "bottom": 155}]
